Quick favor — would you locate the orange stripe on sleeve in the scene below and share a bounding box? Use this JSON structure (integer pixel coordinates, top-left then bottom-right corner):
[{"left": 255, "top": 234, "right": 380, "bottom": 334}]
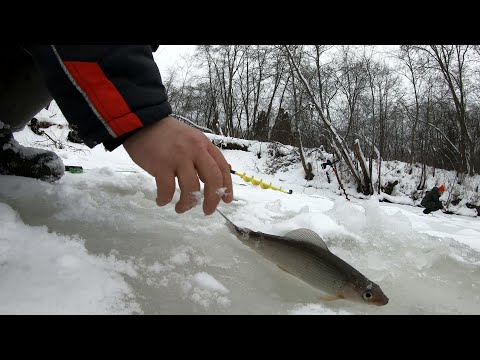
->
[{"left": 64, "top": 61, "right": 143, "bottom": 137}]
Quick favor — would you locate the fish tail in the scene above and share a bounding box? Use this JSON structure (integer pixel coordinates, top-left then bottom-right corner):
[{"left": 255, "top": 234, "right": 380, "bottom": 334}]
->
[
  {"left": 216, "top": 209, "right": 239, "bottom": 232},
  {"left": 216, "top": 209, "right": 251, "bottom": 243}
]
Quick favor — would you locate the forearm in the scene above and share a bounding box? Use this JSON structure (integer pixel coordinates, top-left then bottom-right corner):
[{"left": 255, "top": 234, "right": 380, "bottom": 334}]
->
[{"left": 24, "top": 45, "right": 172, "bottom": 150}]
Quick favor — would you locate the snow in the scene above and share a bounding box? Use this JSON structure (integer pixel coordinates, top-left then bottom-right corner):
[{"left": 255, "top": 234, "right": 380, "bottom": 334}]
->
[{"left": 1, "top": 106, "right": 479, "bottom": 314}]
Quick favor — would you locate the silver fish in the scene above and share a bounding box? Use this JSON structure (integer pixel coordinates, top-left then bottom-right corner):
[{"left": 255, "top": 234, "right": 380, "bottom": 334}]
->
[{"left": 217, "top": 209, "right": 389, "bottom": 306}]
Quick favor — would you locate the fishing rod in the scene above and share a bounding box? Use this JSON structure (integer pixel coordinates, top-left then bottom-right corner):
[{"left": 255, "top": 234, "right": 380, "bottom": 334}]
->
[
  {"left": 65, "top": 165, "right": 293, "bottom": 195},
  {"left": 230, "top": 168, "right": 292, "bottom": 194}
]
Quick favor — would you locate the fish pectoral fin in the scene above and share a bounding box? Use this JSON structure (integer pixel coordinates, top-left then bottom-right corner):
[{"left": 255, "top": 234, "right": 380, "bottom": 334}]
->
[{"left": 318, "top": 294, "right": 342, "bottom": 302}]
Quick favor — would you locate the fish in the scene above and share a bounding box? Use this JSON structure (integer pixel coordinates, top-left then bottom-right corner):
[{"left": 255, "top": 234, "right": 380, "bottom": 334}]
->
[{"left": 216, "top": 209, "right": 389, "bottom": 306}]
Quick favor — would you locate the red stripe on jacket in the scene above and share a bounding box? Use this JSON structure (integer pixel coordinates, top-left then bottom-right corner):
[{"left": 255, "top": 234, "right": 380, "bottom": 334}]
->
[{"left": 64, "top": 61, "right": 143, "bottom": 137}]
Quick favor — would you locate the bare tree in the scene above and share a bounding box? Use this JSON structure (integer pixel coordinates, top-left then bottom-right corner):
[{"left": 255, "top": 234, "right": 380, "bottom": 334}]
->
[
  {"left": 417, "top": 45, "right": 475, "bottom": 175},
  {"left": 396, "top": 45, "right": 426, "bottom": 165},
  {"left": 164, "top": 44, "right": 480, "bottom": 188},
  {"left": 336, "top": 46, "right": 367, "bottom": 146},
  {"left": 284, "top": 45, "right": 370, "bottom": 194}
]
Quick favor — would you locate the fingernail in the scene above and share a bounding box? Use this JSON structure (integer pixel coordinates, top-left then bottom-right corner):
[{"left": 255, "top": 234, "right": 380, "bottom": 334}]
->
[
  {"left": 222, "top": 192, "right": 233, "bottom": 202},
  {"left": 156, "top": 198, "right": 168, "bottom": 206}
]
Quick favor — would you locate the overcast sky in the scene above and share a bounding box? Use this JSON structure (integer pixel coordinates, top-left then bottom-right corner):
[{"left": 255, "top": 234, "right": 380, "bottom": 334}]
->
[{"left": 153, "top": 45, "right": 196, "bottom": 74}]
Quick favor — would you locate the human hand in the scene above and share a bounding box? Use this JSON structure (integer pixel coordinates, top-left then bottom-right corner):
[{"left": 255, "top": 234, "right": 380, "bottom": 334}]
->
[{"left": 123, "top": 116, "right": 233, "bottom": 215}]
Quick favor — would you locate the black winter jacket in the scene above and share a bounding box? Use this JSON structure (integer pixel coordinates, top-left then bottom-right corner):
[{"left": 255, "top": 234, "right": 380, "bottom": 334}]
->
[
  {"left": 24, "top": 45, "right": 172, "bottom": 151},
  {"left": 421, "top": 187, "right": 443, "bottom": 209}
]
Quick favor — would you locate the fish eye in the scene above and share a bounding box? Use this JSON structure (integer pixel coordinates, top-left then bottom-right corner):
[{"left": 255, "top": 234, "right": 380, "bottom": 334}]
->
[{"left": 362, "top": 291, "right": 373, "bottom": 301}]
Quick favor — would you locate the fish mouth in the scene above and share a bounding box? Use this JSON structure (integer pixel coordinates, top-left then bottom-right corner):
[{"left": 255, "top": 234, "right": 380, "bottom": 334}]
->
[{"left": 372, "top": 294, "right": 389, "bottom": 306}]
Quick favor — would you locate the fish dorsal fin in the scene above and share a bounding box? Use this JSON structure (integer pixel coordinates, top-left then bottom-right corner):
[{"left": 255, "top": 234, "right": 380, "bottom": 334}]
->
[{"left": 284, "top": 228, "right": 330, "bottom": 251}]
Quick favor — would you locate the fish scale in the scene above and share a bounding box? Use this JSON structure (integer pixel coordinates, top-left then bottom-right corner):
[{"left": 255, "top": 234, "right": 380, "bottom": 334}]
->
[{"left": 260, "top": 239, "right": 350, "bottom": 293}]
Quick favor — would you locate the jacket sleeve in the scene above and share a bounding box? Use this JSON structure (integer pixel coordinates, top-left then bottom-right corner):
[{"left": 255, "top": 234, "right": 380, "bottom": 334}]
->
[{"left": 24, "top": 45, "right": 172, "bottom": 151}]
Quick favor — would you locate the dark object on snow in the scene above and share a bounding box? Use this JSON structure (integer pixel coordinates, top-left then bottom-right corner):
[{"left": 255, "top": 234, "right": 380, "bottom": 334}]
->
[
  {"left": 65, "top": 165, "right": 84, "bottom": 173},
  {"left": 380, "top": 198, "right": 393, "bottom": 204},
  {"left": 466, "top": 203, "right": 480, "bottom": 216},
  {"left": 212, "top": 139, "right": 249, "bottom": 152},
  {"left": 67, "top": 128, "right": 84, "bottom": 144},
  {"left": 451, "top": 198, "right": 462, "bottom": 206},
  {"left": 0, "top": 132, "right": 64, "bottom": 182},
  {"left": 29, "top": 117, "right": 54, "bottom": 135},
  {"left": 321, "top": 159, "right": 334, "bottom": 169},
  {"left": 384, "top": 180, "right": 399, "bottom": 195},
  {"left": 322, "top": 160, "right": 333, "bottom": 183},
  {"left": 420, "top": 187, "right": 444, "bottom": 214}
]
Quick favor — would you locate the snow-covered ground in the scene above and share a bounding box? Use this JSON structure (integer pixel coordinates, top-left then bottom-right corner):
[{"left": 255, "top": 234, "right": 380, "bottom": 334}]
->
[{"left": 1, "top": 107, "right": 479, "bottom": 314}]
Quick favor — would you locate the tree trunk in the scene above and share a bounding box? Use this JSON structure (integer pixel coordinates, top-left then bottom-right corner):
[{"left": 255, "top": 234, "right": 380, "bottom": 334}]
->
[
  {"left": 298, "top": 130, "right": 314, "bottom": 180},
  {"left": 285, "top": 46, "right": 365, "bottom": 192},
  {"left": 353, "top": 139, "right": 373, "bottom": 194}
]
